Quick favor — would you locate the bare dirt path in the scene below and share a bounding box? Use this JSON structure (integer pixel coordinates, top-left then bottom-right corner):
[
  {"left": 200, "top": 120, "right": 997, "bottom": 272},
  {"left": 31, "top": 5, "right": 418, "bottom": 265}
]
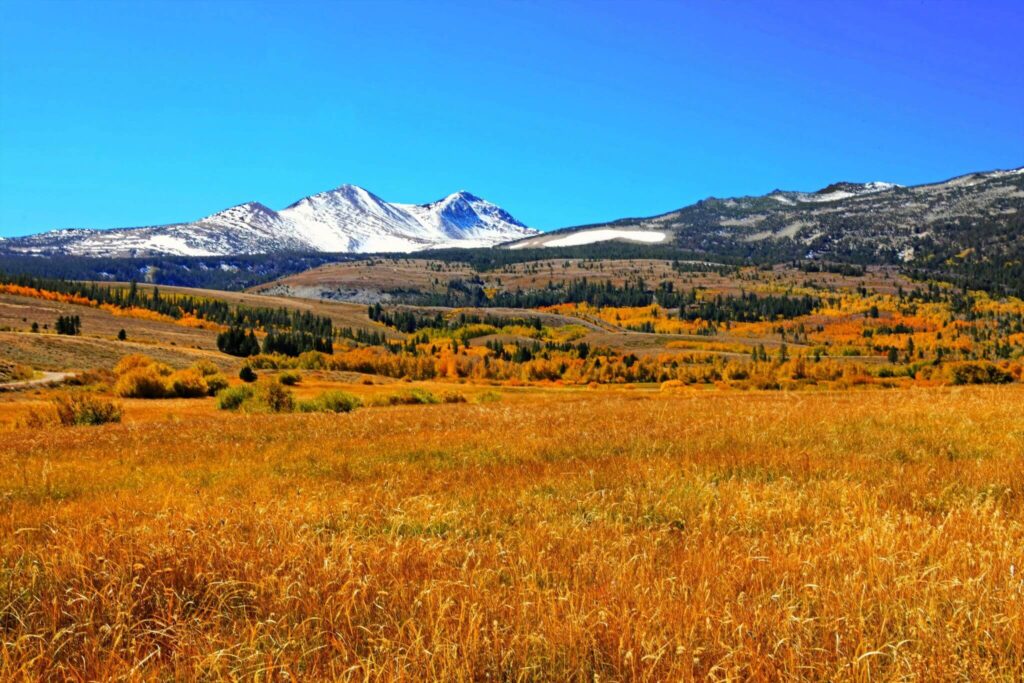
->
[{"left": 0, "top": 371, "right": 74, "bottom": 392}]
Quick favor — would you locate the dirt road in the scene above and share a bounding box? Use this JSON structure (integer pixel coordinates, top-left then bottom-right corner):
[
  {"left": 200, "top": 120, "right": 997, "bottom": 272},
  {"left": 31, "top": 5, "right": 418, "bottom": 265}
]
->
[{"left": 0, "top": 371, "right": 74, "bottom": 392}]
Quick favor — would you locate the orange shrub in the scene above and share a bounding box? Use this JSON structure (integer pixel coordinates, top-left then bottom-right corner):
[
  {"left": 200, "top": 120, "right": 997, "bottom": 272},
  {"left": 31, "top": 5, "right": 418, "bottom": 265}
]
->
[
  {"left": 114, "top": 367, "right": 169, "bottom": 398},
  {"left": 51, "top": 393, "right": 122, "bottom": 426},
  {"left": 167, "top": 369, "right": 209, "bottom": 398}
]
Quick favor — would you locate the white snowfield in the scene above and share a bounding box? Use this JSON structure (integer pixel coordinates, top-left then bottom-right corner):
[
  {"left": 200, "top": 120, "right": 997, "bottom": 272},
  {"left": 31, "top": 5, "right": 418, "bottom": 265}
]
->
[
  {"left": 140, "top": 235, "right": 217, "bottom": 256},
  {"left": 509, "top": 229, "right": 667, "bottom": 249},
  {"left": 8, "top": 186, "right": 538, "bottom": 257}
]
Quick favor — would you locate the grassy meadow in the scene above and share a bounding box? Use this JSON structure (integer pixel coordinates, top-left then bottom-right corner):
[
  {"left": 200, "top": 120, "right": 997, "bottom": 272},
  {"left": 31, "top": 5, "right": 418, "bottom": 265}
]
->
[
  {"left": 2, "top": 267, "right": 1023, "bottom": 680},
  {"left": 2, "top": 384, "right": 1023, "bottom": 680}
]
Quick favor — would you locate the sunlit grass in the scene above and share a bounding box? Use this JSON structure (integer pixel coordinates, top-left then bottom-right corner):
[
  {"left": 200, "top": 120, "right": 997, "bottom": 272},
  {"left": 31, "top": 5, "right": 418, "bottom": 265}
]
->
[{"left": 2, "top": 386, "right": 1023, "bottom": 679}]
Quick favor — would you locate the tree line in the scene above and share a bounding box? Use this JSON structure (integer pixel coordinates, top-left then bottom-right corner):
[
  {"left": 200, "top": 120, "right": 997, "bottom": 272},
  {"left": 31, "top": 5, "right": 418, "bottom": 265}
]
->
[{"left": 1, "top": 272, "right": 335, "bottom": 357}]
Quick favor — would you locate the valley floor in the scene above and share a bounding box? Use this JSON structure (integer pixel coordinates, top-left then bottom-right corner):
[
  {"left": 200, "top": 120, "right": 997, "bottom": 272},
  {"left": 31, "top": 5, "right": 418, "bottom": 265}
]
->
[{"left": 2, "top": 384, "right": 1023, "bottom": 680}]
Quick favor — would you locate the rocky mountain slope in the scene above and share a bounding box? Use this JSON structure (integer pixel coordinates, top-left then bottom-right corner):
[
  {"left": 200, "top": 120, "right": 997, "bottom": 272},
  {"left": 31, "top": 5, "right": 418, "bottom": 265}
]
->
[
  {"left": 507, "top": 168, "right": 1024, "bottom": 265},
  {"left": 2, "top": 186, "right": 536, "bottom": 257}
]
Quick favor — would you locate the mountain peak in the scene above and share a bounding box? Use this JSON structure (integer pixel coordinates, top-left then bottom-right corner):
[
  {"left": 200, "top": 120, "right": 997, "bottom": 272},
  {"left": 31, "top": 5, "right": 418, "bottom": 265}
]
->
[
  {"left": 199, "top": 201, "right": 279, "bottom": 222},
  {"left": 6, "top": 183, "right": 537, "bottom": 257},
  {"left": 332, "top": 183, "right": 374, "bottom": 195},
  {"left": 446, "top": 190, "right": 481, "bottom": 202}
]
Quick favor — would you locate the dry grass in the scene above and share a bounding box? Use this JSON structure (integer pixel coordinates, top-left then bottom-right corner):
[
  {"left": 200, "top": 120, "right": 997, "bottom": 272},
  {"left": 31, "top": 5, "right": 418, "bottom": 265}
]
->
[
  {"left": 121, "top": 282, "right": 393, "bottom": 335},
  {"left": 2, "top": 385, "right": 1023, "bottom": 680},
  {"left": 257, "top": 259, "right": 914, "bottom": 298},
  {"left": 0, "top": 329, "right": 231, "bottom": 374},
  {"left": 0, "top": 293, "right": 220, "bottom": 350}
]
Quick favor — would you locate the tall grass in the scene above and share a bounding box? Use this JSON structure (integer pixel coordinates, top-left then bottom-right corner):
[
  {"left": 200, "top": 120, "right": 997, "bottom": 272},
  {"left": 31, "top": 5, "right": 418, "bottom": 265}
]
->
[{"left": 2, "top": 386, "right": 1023, "bottom": 679}]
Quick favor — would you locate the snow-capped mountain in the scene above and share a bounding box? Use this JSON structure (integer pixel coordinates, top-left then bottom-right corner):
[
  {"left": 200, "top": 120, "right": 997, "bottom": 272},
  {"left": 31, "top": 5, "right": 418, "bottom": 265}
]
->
[{"left": 3, "top": 186, "right": 537, "bottom": 257}]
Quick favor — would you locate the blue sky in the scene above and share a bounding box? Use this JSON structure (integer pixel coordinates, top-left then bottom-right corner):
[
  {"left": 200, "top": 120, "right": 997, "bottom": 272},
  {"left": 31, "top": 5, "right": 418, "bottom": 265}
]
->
[{"left": 1, "top": 0, "right": 1022, "bottom": 237}]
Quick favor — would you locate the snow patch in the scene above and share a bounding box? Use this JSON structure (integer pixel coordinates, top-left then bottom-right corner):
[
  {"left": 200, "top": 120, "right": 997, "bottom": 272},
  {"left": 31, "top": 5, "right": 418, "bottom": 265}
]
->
[
  {"left": 863, "top": 181, "right": 901, "bottom": 191},
  {"left": 798, "top": 191, "right": 856, "bottom": 203},
  {"left": 140, "top": 235, "right": 215, "bottom": 256},
  {"left": 513, "top": 229, "right": 667, "bottom": 249},
  {"left": 720, "top": 214, "right": 765, "bottom": 227}
]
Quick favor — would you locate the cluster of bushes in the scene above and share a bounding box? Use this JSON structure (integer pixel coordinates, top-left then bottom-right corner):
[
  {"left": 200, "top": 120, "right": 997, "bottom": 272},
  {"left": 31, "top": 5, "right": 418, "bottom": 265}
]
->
[
  {"left": 917, "top": 360, "right": 1018, "bottom": 386},
  {"left": 218, "top": 379, "right": 361, "bottom": 414},
  {"left": 369, "top": 388, "right": 440, "bottom": 406},
  {"left": 216, "top": 385, "right": 256, "bottom": 411},
  {"left": 52, "top": 393, "right": 122, "bottom": 425},
  {"left": 297, "top": 390, "right": 362, "bottom": 413},
  {"left": 113, "top": 355, "right": 229, "bottom": 399},
  {"left": 234, "top": 365, "right": 300, "bottom": 385},
  {"left": 22, "top": 392, "right": 122, "bottom": 427},
  {"left": 215, "top": 379, "right": 468, "bottom": 414},
  {"left": 366, "top": 388, "right": 467, "bottom": 406},
  {"left": 217, "top": 380, "right": 295, "bottom": 413},
  {"left": 278, "top": 371, "right": 301, "bottom": 386},
  {"left": 242, "top": 352, "right": 324, "bottom": 370}
]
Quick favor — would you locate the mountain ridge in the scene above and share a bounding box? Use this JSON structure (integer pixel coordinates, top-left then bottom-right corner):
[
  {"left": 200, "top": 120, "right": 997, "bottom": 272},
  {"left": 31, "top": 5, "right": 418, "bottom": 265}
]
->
[
  {"left": 505, "top": 167, "right": 1024, "bottom": 263},
  {"left": 4, "top": 167, "right": 1022, "bottom": 273},
  {"left": 3, "top": 185, "right": 537, "bottom": 257}
]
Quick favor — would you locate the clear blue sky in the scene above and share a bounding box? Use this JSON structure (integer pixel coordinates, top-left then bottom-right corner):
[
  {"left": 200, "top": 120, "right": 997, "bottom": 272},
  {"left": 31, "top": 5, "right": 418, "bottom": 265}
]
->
[{"left": 1, "top": 0, "right": 1022, "bottom": 237}]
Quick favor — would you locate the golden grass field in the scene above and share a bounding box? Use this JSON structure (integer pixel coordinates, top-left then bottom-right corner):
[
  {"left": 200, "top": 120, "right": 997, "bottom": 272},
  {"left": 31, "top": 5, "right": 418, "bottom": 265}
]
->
[{"left": 2, "top": 384, "right": 1023, "bottom": 680}]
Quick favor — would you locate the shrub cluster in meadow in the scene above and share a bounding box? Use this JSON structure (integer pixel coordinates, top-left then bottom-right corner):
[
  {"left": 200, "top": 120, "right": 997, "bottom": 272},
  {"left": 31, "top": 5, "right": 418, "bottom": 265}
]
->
[
  {"left": 278, "top": 370, "right": 301, "bottom": 386},
  {"left": 51, "top": 393, "right": 122, "bottom": 425},
  {"left": 296, "top": 390, "right": 362, "bottom": 413},
  {"left": 362, "top": 388, "right": 468, "bottom": 406},
  {"left": 216, "top": 376, "right": 470, "bottom": 414},
  {"left": 919, "top": 360, "right": 1017, "bottom": 385},
  {"left": 113, "top": 355, "right": 229, "bottom": 399},
  {"left": 244, "top": 351, "right": 327, "bottom": 370},
  {"left": 216, "top": 378, "right": 294, "bottom": 413},
  {"left": 369, "top": 388, "right": 439, "bottom": 406},
  {"left": 218, "top": 378, "right": 362, "bottom": 415},
  {"left": 215, "top": 385, "right": 253, "bottom": 410},
  {"left": 21, "top": 392, "right": 122, "bottom": 427}
]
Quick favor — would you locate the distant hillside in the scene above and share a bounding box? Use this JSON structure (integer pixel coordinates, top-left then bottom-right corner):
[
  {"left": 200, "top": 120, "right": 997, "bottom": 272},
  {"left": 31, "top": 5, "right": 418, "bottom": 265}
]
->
[{"left": 505, "top": 167, "right": 1024, "bottom": 294}]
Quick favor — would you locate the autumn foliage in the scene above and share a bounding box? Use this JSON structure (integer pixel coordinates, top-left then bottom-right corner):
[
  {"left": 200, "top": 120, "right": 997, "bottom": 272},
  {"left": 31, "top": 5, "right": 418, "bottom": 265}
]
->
[{"left": 112, "top": 354, "right": 226, "bottom": 399}]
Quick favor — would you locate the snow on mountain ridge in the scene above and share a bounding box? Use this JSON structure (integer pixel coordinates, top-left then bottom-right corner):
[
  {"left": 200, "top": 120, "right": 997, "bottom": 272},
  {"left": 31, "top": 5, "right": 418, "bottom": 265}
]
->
[
  {"left": 501, "top": 166, "right": 1024, "bottom": 260},
  {"left": 5, "top": 185, "right": 537, "bottom": 257},
  {"left": 397, "top": 190, "right": 530, "bottom": 243}
]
